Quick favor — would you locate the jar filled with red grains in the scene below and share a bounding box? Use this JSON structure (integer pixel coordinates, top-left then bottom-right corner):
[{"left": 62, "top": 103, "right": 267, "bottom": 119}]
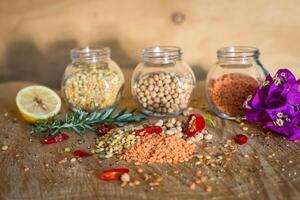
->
[
  {"left": 131, "top": 46, "right": 196, "bottom": 116},
  {"left": 206, "top": 46, "right": 268, "bottom": 119}
]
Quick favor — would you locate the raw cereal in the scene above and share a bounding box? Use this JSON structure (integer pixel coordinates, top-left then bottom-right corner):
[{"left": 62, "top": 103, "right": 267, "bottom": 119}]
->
[{"left": 120, "top": 134, "right": 195, "bottom": 164}]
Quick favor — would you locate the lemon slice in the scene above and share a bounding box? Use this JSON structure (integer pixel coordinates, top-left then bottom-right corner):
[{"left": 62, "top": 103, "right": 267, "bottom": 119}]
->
[{"left": 16, "top": 85, "right": 61, "bottom": 123}]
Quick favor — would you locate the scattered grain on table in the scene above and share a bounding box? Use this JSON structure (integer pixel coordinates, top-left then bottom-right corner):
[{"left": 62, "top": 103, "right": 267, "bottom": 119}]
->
[{"left": 120, "top": 134, "right": 195, "bottom": 164}]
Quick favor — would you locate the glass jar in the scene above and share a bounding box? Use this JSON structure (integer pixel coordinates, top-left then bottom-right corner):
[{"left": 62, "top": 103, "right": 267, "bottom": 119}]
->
[
  {"left": 61, "top": 47, "right": 125, "bottom": 112},
  {"left": 131, "top": 46, "right": 196, "bottom": 116},
  {"left": 206, "top": 46, "right": 268, "bottom": 120}
]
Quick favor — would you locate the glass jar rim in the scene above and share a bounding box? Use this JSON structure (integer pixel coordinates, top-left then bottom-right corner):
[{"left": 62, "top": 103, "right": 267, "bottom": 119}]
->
[
  {"left": 141, "top": 46, "right": 182, "bottom": 58},
  {"left": 71, "top": 46, "right": 111, "bottom": 60},
  {"left": 141, "top": 46, "right": 182, "bottom": 64},
  {"left": 217, "top": 46, "right": 259, "bottom": 58}
]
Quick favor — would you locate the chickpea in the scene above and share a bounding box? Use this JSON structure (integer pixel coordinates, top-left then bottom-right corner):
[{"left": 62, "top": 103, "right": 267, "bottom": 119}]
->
[
  {"left": 149, "top": 78, "right": 154, "bottom": 84},
  {"left": 166, "top": 102, "right": 171, "bottom": 108},
  {"left": 140, "top": 85, "right": 146, "bottom": 91},
  {"left": 158, "top": 92, "right": 164, "bottom": 98},
  {"left": 139, "top": 92, "right": 145, "bottom": 97},
  {"left": 157, "top": 80, "right": 163, "bottom": 86},
  {"left": 159, "top": 73, "right": 165, "bottom": 79},
  {"left": 166, "top": 95, "right": 172, "bottom": 100},
  {"left": 151, "top": 92, "right": 157, "bottom": 98},
  {"left": 147, "top": 100, "right": 154, "bottom": 105},
  {"left": 154, "top": 97, "right": 160, "bottom": 103},
  {"left": 161, "top": 98, "right": 168, "bottom": 104},
  {"left": 148, "top": 85, "right": 154, "bottom": 91},
  {"left": 164, "top": 84, "right": 171, "bottom": 90},
  {"left": 159, "top": 86, "right": 164, "bottom": 92},
  {"left": 164, "top": 78, "right": 171, "bottom": 84},
  {"left": 168, "top": 108, "right": 174, "bottom": 113},
  {"left": 135, "top": 72, "right": 194, "bottom": 115}
]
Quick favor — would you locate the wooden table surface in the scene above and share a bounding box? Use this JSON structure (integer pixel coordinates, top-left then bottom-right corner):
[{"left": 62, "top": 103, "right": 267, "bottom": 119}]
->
[{"left": 0, "top": 80, "right": 299, "bottom": 200}]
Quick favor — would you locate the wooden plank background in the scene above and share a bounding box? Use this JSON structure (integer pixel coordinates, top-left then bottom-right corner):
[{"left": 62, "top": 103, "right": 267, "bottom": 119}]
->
[
  {"left": 0, "top": 0, "right": 300, "bottom": 87},
  {"left": 0, "top": 70, "right": 299, "bottom": 199}
]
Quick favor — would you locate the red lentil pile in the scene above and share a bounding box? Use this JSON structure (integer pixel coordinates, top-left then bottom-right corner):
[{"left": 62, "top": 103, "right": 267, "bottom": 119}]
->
[
  {"left": 120, "top": 134, "right": 195, "bottom": 164},
  {"left": 209, "top": 73, "right": 258, "bottom": 117}
]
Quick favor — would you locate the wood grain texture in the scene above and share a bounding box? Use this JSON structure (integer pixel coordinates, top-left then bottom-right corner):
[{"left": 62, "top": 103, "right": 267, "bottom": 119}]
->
[
  {"left": 1, "top": 0, "right": 300, "bottom": 87},
  {"left": 0, "top": 77, "right": 299, "bottom": 200}
]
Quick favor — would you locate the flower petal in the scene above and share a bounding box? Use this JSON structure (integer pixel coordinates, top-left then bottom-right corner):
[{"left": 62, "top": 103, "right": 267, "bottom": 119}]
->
[{"left": 244, "top": 69, "right": 300, "bottom": 140}]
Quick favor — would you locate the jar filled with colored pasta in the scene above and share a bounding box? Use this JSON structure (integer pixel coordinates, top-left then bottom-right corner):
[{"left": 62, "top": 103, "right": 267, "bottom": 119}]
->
[
  {"left": 61, "top": 47, "right": 125, "bottom": 112},
  {"left": 131, "top": 46, "right": 196, "bottom": 116}
]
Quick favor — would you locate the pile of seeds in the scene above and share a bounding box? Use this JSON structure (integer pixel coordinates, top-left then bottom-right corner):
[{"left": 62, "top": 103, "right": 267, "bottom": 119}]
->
[
  {"left": 93, "top": 112, "right": 213, "bottom": 160},
  {"left": 94, "top": 125, "right": 142, "bottom": 159},
  {"left": 155, "top": 118, "right": 184, "bottom": 138},
  {"left": 135, "top": 72, "right": 194, "bottom": 115},
  {"left": 154, "top": 117, "right": 213, "bottom": 144},
  {"left": 63, "top": 68, "right": 124, "bottom": 111},
  {"left": 120, "top": 134, "right": 195, "bottom": 164}
]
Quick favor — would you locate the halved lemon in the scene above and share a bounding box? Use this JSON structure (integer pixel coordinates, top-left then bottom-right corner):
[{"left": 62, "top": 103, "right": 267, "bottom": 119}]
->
[{"left": 16, "top": 85, "right": 61, "bottom": 123}]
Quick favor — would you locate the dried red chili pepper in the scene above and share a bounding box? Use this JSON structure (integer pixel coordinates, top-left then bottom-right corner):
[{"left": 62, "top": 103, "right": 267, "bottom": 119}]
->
[
  {"left": 41, "top": 133, "right": 69, "bottom": 144},
  {"left": 234, "top": 134, "right": 248, "bottom": 145},
  {"left": 186, "top": 114, "right": 206, "bottom": 137},
  {"left": 99, "top": 168, "right": 129, "bottom": 181},
  {"left": 73, "top": 149, "right": 92, "bottom": 157},
  {"left": 133, "top": 126, "right": 163, "bottom": 136},
  {"left": 96, "top": 124, "right": 113, "bottom": 136}
]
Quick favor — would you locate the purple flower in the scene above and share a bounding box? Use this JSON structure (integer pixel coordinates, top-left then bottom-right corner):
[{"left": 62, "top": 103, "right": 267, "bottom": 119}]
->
[{"left": 244, "top": 69, "right": 300, "bottom": 140}]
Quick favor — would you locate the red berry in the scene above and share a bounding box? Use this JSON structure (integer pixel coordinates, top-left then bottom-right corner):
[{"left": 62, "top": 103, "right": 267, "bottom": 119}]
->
[
  {"left": 134, "top": 126, "right": 163, "bottom": 136},
  {"left": 99, "top": 168, "right": 129, "bottom": 181},
  {"left": 73, "top": 149, "right": 92, "bottom": 157},
  {"left": 234, "top": 134, "right": 248, "bottom": 145},
  {"left": 96, "top": 124, "right": 113, "bottom": 136},
  {"left": 41, "top": 133, "right": 69, "bottom": 144}
]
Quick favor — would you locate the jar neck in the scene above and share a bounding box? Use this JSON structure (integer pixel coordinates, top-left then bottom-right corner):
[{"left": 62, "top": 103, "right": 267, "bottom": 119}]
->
[
  {"left": 217, "top": 46, "right": 260, "bottom": 63},
  {"left": 141, "top": 46, "right": 182, "bottom": 65},
  {"left": 71, "top": 47, "right": 111, "bottom": 65}
]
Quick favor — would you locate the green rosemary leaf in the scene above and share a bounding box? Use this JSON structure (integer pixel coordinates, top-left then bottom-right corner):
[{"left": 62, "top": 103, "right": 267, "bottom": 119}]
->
[
  {"left": 115, "top": 113, "right": 134, "bottom": 120},
  {"left": 107, "top": 107, "right": 116, "bottom": 118},
  {"left": 113, "top": 107, "right": 127, "bottom": 118},
  {"left": 129, "top": 108, "right": 137, "bottom": 113},
  {"left": 94, "top": 111, "right": 103, "bottom": 119},
  {"left": 89, "top": 111, "right": 97, "bottom": 121},
  {"left": 100, "top": 108, "right": 113, "bottom": 120},
  {"left": 203, "top": 114, "right": 217, "bottom": 128}
]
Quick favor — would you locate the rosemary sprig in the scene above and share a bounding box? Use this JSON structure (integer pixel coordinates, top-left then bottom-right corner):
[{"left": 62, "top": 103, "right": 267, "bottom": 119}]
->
[{"left": 31, "top": 107, "right": 146, "bottom": 136}]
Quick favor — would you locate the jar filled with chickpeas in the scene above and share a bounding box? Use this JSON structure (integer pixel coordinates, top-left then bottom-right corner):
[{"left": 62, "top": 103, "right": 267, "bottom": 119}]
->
[
  {"left": 61, "top": 47, "right": 125, "bottom": 112},
  {"left": 131, "top": 46, "right": 196, "bottom": 116}
]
